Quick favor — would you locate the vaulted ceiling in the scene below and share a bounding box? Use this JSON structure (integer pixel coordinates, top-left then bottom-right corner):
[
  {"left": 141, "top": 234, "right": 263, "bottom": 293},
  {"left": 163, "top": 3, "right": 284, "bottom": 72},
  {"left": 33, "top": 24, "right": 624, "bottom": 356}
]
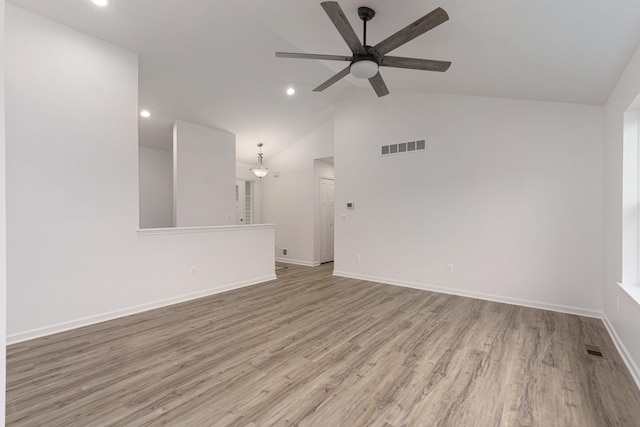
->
[{"left": 8, "top": 0, "right": 640, "bottom": 162}]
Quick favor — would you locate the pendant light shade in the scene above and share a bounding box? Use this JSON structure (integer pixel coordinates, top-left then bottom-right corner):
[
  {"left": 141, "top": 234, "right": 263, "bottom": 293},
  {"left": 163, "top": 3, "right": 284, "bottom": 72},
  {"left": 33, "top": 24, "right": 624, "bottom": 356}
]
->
[{"left": 250, "top": 143, "right": 269, "bottom": 178}]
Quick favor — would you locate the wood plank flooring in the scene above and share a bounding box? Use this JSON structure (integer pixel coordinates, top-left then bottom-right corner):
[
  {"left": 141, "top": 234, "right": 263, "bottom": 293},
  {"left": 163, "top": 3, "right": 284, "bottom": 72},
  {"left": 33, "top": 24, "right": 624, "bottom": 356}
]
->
[{"left": 7, "top": 263, "right": 640, "bottom": 426}]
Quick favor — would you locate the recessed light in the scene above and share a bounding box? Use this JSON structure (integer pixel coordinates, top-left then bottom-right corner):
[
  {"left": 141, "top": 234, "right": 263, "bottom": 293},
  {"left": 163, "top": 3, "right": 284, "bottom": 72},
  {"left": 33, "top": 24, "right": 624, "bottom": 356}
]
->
[
  {"left": 140, "top": 110, "right": 151, "bottom": 118},
  {"left": 286, "top": 87, "right": 295, "bottom": 96},
  {"left": 92, "top": 0, "right": 109, "bottom": 6}
]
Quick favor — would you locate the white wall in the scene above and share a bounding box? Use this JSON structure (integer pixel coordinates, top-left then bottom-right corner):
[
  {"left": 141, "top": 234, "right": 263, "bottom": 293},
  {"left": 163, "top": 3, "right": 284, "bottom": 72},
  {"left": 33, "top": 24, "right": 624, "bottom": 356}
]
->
[
  {"left": 5, "top": 6, "right": 274, "bottom": 342},
  {"left": 139, "top": 146, "right": 173, "bottom": 228},
  {"left": 261, "top": 122, "right": 334, "bottom": 266},
  {"left": 0, "top": 0, "right": 7, "bottom": 419},
  {"left": 173, "top": 120, "right": 235, "bottom": 227},
  {"left": 334, "top": 90, "right": 604, "bottom": 316},
  {"left": 603, "top": 40, "right": 640, "bottom": 385}
]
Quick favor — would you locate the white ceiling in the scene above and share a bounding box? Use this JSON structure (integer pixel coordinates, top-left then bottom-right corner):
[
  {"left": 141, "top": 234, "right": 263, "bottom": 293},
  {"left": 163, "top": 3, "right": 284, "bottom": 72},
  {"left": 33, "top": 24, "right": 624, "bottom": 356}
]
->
[{"left": 7, "top": 0, "right": 640, "bottom": 162}]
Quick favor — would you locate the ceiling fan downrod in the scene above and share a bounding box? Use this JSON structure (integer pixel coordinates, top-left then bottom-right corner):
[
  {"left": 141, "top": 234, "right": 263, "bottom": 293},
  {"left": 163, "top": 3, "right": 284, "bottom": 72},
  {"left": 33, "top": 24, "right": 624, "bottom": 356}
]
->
[{"left": 358, "top": 6, "right": 375, "bottom": 48}]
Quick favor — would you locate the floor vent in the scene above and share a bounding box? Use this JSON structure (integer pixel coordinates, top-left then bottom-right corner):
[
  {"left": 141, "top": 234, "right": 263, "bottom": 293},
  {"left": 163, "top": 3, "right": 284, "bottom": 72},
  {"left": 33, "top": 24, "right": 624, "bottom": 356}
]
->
[{"left": 585, "top": 344, "right": 604, "bottom": 358}]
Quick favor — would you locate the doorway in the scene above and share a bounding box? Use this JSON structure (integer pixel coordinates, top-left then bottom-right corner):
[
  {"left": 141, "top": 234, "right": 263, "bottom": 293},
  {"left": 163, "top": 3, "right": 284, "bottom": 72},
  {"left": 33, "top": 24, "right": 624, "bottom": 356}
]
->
[
  {"left": 235, "top": 179, "right": 254, "bottom": 225},
  {"left": 319, "top": 177, "right": 335, "bottom": 263}
]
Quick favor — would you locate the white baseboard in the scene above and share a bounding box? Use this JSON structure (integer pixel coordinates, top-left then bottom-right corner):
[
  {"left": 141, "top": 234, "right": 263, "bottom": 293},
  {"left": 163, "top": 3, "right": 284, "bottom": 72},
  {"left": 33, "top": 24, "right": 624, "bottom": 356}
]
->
[
  {"left": 602, "top": 313, "right": 640, "bottom": 390},
  {"left": 332, "top": 270, "right": 602, "bottom": 318},
  {"left": 7, "top": 274, "right": 276, "bottom": 345},
  {"left": 275, "top": 257, "right": 320, "bottom": 267}
]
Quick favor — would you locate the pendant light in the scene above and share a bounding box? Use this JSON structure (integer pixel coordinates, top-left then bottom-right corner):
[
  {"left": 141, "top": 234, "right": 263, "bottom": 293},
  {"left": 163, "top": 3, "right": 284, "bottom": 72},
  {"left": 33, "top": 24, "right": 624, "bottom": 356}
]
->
[{"left": 250, "top": 143, "right": 269, "bottom": 178}]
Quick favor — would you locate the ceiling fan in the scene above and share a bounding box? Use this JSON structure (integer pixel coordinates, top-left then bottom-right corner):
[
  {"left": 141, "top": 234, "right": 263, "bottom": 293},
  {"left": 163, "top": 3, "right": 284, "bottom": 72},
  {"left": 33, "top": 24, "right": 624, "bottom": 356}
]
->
[{"left": 275, "top": 1, "right": 451, "bottom": 97}]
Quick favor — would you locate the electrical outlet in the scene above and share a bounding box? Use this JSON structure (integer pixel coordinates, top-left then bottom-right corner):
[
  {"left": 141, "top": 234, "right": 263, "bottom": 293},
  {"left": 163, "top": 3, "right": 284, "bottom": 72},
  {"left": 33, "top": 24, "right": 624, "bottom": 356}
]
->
[
  {"left": 447, "top": 264, "right": 454, "bottom": 273},
  {"left": 191, "top": 266, "right": 196, "bottom": 277},
  {"left": 283, "top": 248, "right": 288, "bottom": 256}
]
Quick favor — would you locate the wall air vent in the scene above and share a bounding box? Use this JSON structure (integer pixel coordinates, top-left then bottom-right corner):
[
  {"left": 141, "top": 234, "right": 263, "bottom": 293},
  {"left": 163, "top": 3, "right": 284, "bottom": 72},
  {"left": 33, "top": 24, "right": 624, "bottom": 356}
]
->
[{"left": 381, "top": 139, "right": 427, "bottom": 156}]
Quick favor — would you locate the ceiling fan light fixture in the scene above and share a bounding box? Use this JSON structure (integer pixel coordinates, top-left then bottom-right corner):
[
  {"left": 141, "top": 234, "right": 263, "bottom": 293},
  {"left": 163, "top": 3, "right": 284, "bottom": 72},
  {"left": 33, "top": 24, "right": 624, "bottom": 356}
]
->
[{"left": 350, "top": 59, "right": 379, "bottom": 79}]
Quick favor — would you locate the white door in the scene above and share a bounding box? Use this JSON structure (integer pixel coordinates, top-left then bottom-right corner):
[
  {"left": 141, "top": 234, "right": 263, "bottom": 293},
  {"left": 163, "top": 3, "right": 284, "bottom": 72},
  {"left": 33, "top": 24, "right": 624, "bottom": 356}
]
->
[
  {"left": 235, "top": 179, "right": 245, "bottom": 225},
  {"left": 319, "top": 178, "right": 335, "bottom": 263}
]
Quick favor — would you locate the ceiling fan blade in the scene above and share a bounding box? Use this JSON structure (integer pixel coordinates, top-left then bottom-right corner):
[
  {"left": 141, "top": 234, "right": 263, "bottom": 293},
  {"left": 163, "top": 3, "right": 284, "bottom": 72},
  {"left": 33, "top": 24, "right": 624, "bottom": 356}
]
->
[
  {"left": 321, "top": 1, "right": 366, "bottom": 55},
  {"left": 371, "top": 7, "right": 449, "bottom": 57},
  {"left": 276, "top": 52, "right": 352, "bottom": 62},
  {"left": 380, "top": 56, "right": 451, "bottom": 72},
  {"left": 313, "top": 66, "right": 351, "bottom": 92},
  {"left": 369, "top": 72, "right": 389, "bottom": 97}
]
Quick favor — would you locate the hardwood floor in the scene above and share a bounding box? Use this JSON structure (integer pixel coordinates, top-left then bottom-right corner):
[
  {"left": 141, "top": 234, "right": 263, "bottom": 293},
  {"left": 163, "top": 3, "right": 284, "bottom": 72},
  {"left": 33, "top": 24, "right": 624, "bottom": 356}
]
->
[{"left": 7, "top": 263, "right": 640, "bottom": 426}]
